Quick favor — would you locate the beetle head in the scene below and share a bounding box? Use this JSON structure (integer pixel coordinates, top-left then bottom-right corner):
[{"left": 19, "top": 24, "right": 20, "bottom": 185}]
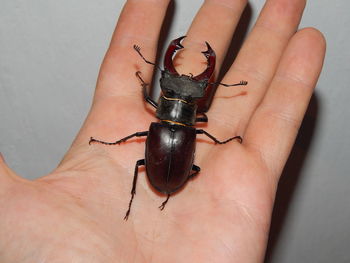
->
[
  {"left": 160, "top": 71, "right": 207, "bottom": 102},
  {"left": 161, "top": 36, "right": 216, "bottom": 102}
]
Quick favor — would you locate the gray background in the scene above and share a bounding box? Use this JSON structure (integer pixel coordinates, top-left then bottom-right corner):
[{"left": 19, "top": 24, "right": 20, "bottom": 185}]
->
[{"left": 0, "top": 0, "right": 349, "bottom": 262}]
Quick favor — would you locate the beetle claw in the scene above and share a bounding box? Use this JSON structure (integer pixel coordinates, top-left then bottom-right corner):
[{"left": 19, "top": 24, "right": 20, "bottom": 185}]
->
[
  {"left": 193, "top": 42, "right": 216, "bottom": 81},
  {"left": 201, "top": 42, "right": 214, "bottom": 58},
  {"left": 164, "top": 36, "right": 186, "bottom": 75},
  {"left": 89, "top": 137, "right": 95, "bottom": 145},
  {"left": 124, "top": 211, "right": 130, "bottom": 221},
  {"left": 159, "top": 194, "right": 170, "bottom": 210},
  {"left": 133, "top": 44, "right": 141, "bottom": 52}
]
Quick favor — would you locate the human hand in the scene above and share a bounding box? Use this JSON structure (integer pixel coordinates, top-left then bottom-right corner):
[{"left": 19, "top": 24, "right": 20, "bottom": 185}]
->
[{"left": 0, "top": 0, "right": 325, "bottom": 262}]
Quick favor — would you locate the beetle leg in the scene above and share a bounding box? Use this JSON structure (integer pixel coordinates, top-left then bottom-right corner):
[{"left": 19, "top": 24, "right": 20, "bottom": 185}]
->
[
  {"left": 159, "top": 194, "right": 171, "bottom": 211},
  {"left": 209, "top": 80, "right": 248, "bottom": 87},
  {"left": 89, "top": 131, "right": 148, "bottom": 145},
  {"left": 196, "top": 129, "right": 242, "bottom": 144},
  {"left": 143, "top": 86, "right": 158, "bottom": 108},
  {"left": 157, "top": 165, "right": 200, "bottom": 212},
  {"left": 195, "top": 113, "right": 208, "bottom": 123},
  {"left": 133, "top": 45, "right": 162, "bottom": 71},
  {"left": 157, "top": 164, "right": 200, "bottom": 212},
  {"left": 136, "top": 71, "right": 158, "bottom": 108},
  {"left": 124, "top": 159, "right": 145, "bottom": 220},
  {"left": 188, "top": 164, "right": 201, "bottom": 179}
]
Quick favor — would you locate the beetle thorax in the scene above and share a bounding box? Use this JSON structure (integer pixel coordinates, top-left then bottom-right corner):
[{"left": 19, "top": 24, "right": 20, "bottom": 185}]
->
[
  {"left": 156, "top": 96, "right": 197, "bottom": 126},
  {"left": 160, "top": 71, "right": 208, "bottom": 102}
]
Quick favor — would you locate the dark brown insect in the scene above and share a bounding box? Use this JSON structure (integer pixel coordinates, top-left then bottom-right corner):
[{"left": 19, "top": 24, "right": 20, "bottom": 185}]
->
[{"left": 89, "top": 36, "right": 247, "bottom": 220}]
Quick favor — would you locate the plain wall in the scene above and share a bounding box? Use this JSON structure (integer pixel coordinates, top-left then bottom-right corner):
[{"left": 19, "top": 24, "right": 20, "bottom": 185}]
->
[{"left": 1, "top": 0, "right": 349, "bottom": 262}]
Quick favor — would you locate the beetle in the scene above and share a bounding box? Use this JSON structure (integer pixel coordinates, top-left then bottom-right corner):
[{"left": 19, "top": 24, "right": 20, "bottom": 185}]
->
[{"left": 89, "top": 36, "right": 247, "bottom": 220}]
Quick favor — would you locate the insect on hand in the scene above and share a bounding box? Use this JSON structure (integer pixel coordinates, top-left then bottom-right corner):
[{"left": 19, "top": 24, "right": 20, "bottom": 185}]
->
[{"left": 89, "top": 36, "right": 248, "bottom": 220}]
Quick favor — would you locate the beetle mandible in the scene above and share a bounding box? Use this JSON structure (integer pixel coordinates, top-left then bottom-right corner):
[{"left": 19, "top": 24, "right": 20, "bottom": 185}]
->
[{"left": 89, "top": 36, "right": 248, "bottom": 220}]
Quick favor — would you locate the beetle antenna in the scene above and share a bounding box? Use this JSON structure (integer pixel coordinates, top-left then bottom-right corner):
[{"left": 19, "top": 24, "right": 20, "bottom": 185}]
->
[
  {"left": 209, "top": 80, "right": 248, "bottom": 87},
  {"left": 133, "top": 45, "right": 162, "bottom": 71}
]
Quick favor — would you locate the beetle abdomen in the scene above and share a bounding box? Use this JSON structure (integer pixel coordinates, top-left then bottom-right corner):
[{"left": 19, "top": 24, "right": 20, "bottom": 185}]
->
[{"left": 145, "top": 122, "right": 196, "bottom": 194}]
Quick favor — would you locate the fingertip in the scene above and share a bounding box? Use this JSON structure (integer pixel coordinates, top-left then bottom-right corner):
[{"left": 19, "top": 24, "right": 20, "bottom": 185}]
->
[
  {"left": 275, "top": 27, "right": 326, "bottom": 88},
  {"left": 296, "top": 27, "right": 326, "bottom": 48},
  {"left": 297, "top": 27, "right": 327, "bottom": 58}
]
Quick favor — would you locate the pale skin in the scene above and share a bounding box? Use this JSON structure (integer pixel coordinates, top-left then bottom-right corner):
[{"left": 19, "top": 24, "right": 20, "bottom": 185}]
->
[{"left": 0, "top": 0, "right": 325, "bottom": 262}]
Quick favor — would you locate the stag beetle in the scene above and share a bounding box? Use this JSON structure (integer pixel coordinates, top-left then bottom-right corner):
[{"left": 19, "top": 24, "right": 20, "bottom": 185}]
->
[{"left": 89, "top": 36, "right": 247, "bottom": 220}]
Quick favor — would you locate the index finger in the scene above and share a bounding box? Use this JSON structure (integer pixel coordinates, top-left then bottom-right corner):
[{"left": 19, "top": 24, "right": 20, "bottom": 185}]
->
[
  {"left": 95, "top": 0, "right": 171, "bottom": 101},
  {"left": 73, "top": 0, "right": 171, "bottom": 146}
]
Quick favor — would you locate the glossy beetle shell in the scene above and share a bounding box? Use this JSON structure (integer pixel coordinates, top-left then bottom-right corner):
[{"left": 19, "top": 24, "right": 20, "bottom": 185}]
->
[
  {"left": 156, "top": 96, "right": 197, "bottom": 126},
  {"left": 145, "top": 122, "right": 196, "bottom": 194}
]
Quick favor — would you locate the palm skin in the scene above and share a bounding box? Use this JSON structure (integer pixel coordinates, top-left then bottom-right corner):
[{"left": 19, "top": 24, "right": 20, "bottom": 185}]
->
[
  {"left": 0, "top": 0, "right": 325, "bottom": 262},
  {"left": 0, "top": 102, "right": 270, "bottom": 262}
]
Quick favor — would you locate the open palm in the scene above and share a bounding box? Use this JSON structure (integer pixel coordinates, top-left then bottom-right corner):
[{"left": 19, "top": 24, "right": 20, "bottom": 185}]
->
[{"left": 0, "top": 0, "right": 325, "bottom": 262}]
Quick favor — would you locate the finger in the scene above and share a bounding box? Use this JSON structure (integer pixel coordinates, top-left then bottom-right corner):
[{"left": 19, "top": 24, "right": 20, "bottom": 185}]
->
[
  {"left": 209, "top": 0, "right": 306, "bottom": 135},
  {"left": 175, "top": 0, "right": 248, "bottom": 76},
  {"left": 95, "top": 0, "right": 171, "bottom": 101},
  {"left": 73, "top": 0, "right": 170, "bottom": 146},
  {"left": 244, "top": 28, "right": 326, "bottom": 177}
]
